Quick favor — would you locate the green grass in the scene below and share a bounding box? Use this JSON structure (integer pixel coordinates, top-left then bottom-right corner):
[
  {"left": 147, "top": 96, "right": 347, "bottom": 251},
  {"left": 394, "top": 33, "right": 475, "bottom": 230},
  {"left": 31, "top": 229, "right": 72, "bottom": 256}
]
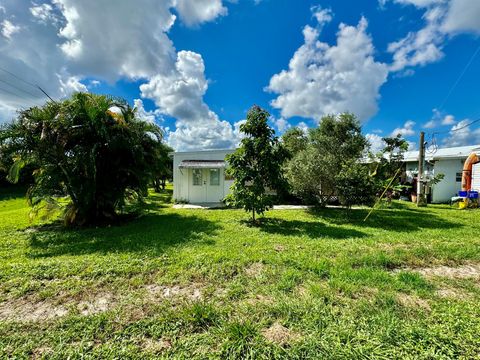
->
[{"left": 1, "top": 186, "right": 480, "bottom": 359}]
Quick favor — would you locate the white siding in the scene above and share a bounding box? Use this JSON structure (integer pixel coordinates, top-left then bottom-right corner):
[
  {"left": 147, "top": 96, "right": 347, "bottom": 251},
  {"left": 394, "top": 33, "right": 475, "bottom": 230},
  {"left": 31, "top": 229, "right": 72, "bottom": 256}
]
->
[
  {"left": 472, "top": 163, "right": 480, "bottom": 192},
  {"left": 173, "top": 149, "right": 235, "bottom": 203},
  {"left": 431, "top": 159, "right": 465, "bottom": 203}
]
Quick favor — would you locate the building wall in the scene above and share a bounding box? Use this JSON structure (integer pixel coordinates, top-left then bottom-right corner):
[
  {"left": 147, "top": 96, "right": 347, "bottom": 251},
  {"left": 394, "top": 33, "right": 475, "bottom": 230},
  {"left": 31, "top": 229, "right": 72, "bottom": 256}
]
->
[
  {"left": 173, "top": 149, "right": 235, "bottom": 203},
  {"left": 432, "top": 158, "right": 465, "bottom": 203},
  {"left": 405, "top": 158, "right": 464, "bottom": 203}
]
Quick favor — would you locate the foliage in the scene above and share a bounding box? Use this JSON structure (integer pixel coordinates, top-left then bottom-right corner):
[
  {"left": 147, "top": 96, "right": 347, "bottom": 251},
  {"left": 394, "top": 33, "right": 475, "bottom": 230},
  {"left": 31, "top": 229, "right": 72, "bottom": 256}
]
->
[
  {"left": 225, "top": 105, "right": 288, "bottom": 222},
  {"left": 286, "top": 113, "right": 371, "bottom": 206},
  {"left": 369, "top": 134, "right": 410, "bottom": 202},
  {"left": 335, "top": 161, "right": 376, "bottom": 208},
  {"left": 281, "top": 127, "right": 308, "bottom": 157},
  {"left": 152, "top": 142, "right": 173, "bottom": 192},
  {"left": 0, "top": 92, "right": 164, "bottom": 226}
]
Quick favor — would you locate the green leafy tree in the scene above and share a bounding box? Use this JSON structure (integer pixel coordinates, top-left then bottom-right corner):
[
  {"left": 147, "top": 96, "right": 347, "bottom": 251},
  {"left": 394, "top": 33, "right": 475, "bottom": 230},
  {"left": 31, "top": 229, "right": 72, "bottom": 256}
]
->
[
  {"left": 335, "top": 161, "right": 376, "bottom": 208},
  {"left": 0, "top": 92, "right": 164, "bottom": 226},
  {"left": 225, "top": 105, "right": 287, "bottom": 222},
  {"left": 287, "top": 113, "right": 370, "bottom": 206},
  {"left": 369, "top": 134, "right": 410, "bottom": 202},
  {"left": 281, "top": 127, "right": 308, "bottom": 157}
]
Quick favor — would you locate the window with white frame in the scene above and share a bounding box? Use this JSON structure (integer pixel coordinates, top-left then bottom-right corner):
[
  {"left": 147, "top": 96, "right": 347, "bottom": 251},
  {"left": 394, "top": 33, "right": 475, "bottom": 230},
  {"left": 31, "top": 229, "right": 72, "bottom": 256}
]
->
[
  {"left": 210, "top": 169, "right": 220, "bottom": 186},
  {"left": 193, "top": 169, "right": 203, "bottom": 186}
]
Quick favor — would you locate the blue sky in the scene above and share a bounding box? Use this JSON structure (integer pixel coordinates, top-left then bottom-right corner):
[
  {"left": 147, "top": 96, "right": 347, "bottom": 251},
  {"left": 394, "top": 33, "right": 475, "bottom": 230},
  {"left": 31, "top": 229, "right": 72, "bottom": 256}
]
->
[{"left": 1, "top": 0, "right": 480, "bottom": 150}]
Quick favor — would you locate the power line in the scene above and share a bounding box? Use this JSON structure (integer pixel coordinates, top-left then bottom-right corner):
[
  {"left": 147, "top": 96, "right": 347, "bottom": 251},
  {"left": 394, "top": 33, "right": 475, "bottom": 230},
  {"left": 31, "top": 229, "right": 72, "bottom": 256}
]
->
[
  {"left": 0, "top": 65, "right": 38, "bottom": 89},
  {"left": 431, "top": 118, "right": 480, "bottom": 135},
  {"left": 0, "top": 66, "right": 55, "bottom": 102},
  {"left": 0, "top": 84, "right": 43, "bottom": 107},
  {"left": 0, "top": 78, "right": 42, "bottom": 98},
  {"left": 436, "top": 42, "right": 480, "bottom": 111}
]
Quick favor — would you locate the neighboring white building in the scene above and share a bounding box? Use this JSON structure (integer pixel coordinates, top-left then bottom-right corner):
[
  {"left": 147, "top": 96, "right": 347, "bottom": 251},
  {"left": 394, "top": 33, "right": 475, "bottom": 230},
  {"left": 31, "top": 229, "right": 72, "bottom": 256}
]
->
[
  {"left": 173, "top": 149, "right": 235, "bottom": 204},
  {"left": 404, "top": 144, "right": 480, "bottom": 203}
]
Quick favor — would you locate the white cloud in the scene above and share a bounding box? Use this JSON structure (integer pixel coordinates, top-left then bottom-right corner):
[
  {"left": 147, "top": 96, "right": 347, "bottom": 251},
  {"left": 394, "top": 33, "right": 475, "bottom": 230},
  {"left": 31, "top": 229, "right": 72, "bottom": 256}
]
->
[
  {"left": 443, "top": 119, "right": 480, "bottom": 147},
  {"left": 423, "top": 119, "right": 436, "bottom": 128},
  {"left": 386, "top": 0, "right": 480, "bottom": 72},
  {"left": 273, "top": 117, "right": 290, "bottom": 133},
  {"left": 297, "top": 121, "right": 309, "bottom": 134},
  {"left": 391, "top": 120, "right": 416, "bottom": 137},
  {"left": 174, "top": 0, "right": 227, "bottom": 27},
  {"left": 366, "top": 133, "right": 384, "bottom": 152},
  {"left": 133, "top": 99, "right": 163, "bottom": 124},
  {"left": 387, "top": 6, "right": 445, "bottom": 71},
  {"left": 442, "top": 0, "right": 480, "bottom": 34},
  {"left": 441, "top": 114, "right": 455, "bottom": 125},
  {"left": 140, "top": 51, "right": 241, "bottom": 150},
  {"left": 267, "top": 17, "right": 388, "bottom": 122},
  {"left": 311, "top": 6, "right": 333, "bottom": 27},
  {"left": 0, "top": 0, "right": 236, "bottom": 151},
  {"left": 1, "top": 19, "right": 20, "bottom": 39}
]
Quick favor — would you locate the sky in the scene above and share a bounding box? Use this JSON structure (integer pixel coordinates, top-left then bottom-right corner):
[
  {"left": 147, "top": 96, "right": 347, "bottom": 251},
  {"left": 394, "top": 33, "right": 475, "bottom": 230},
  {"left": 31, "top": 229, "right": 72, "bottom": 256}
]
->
[{"left": 0, "top": 0, "right": 480, "bottom": 152}]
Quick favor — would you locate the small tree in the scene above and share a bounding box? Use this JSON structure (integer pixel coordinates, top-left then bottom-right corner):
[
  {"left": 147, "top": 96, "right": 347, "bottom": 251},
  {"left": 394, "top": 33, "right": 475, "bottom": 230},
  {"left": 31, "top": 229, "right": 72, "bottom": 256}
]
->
[
  {"left": 369, "top": 134, "right": 410, "bottom": 202},
  {"left": 0, "top": 92, "right": 164, "bottom": 226},
  {"left": 226, "top": 105, "right": 287, "bottom": 222}
]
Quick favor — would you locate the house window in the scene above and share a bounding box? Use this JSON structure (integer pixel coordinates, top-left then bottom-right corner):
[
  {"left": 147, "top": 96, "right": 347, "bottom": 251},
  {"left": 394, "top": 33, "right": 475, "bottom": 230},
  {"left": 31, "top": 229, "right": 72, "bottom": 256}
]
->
[
  {"left": 193, "top": 169, "right": 202, "bottom": 186},
  {"left": 456, "top": 172, "right": 462, "bottom": 182},
  {"left": 210, "top": 169, "right": 220, "bottom": 186}
]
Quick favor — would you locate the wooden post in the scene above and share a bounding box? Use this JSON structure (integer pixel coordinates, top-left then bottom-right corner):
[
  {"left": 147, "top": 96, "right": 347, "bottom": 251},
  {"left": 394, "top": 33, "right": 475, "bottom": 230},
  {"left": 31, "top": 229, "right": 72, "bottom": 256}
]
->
[{"left": 417, "top": 131, "right": 427, "bottom": 207}]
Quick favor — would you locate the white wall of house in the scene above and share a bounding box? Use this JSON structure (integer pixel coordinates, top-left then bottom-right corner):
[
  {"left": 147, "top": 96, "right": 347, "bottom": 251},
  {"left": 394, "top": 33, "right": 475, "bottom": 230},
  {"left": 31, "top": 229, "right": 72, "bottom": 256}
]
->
[
  {"left": 472, "top": 163, "right": 480, "bottom": 192},
  {"left": 406, "top": 158, "right": 464, "bottom": 203},
  {"left": 173, "top": 149, "right": 235, "bottom": 203},
  {"left": 431, "top": 158, "right": 465, "bottom": 203}
]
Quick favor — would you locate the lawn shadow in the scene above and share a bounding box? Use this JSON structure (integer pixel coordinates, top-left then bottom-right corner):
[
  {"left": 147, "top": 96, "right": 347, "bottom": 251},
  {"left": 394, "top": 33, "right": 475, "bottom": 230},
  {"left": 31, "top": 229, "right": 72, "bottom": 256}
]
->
[
  {"left": 257, "top": 218, "right": 367, "bottom": 240},
  {"left": 309, "top": 206, "right": 461, "bottom": 232},
  {"left": 0, "top": 186, "right": 27, "bottom": 201},
  {"left": 27, "top": 212, "right": 219, "bottom": 258}
]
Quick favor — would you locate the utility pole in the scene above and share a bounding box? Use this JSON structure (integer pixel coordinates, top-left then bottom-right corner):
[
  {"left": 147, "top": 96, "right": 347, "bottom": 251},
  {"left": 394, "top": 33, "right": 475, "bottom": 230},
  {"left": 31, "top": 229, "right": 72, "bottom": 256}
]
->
[{"left": 417, "top": 131, "right": 427, "bottom": 207}]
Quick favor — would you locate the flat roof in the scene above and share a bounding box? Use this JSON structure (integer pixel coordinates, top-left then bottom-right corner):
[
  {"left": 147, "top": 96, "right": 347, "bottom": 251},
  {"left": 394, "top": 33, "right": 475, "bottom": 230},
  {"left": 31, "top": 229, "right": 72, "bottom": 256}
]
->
[
  {"left": 404, "top": 144, "right": 480, "bottom": 162},
  {"left": 179, "top": 160, "right": 226, "bottom": 168},
  {"left": 173, "top": 149, "right": 235, "bottom": 155}
]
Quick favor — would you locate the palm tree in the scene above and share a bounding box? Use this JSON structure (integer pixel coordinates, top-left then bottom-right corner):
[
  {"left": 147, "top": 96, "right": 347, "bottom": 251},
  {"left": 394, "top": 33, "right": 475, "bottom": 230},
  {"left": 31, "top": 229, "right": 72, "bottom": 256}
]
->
[{"left": 0, "top": 92, "right": 164, "bottom": 226}]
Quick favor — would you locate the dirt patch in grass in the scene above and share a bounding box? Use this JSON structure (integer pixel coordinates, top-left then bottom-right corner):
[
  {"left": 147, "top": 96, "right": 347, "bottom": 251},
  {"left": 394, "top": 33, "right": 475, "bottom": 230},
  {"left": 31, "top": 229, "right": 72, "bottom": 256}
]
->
[
  {"left": 144, "top": 284, "right": 203, "bottom": 302},
  {"left": 414, "top": 263, "right": 480, "bottom": 279},
  {"left": 243, "top": 294, "right": 274, "bottom": 306},
  {"left": 435, "top": 287, "right": 470, "bottom": 300},
  {"left": 245, "top": 262, "right": 264, "bottom": 277},
  {"left": 0, "top": 291, "right": 117, "bottom": 322},
  {"left": 396, "top": 293, "right": 431, "bottom": 311},
  {"left": 142, "top": 337, "right": 172, "bottom": 353},
  {"left": 262, "top": 322, "right": 300, "bottom": 346},
  {"left": 76, "top": 293, "right": 114, "bottom": 316},
  {"left": 0, "top": 298, "right": 69, "bottom": 322},
  {"left": 274, "top": 244, "right": 286, "bottom": 252}
]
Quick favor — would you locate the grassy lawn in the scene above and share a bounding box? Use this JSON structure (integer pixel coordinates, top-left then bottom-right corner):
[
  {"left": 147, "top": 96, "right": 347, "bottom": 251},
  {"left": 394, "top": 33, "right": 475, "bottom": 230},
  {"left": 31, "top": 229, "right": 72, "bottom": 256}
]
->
[{"left": 1, "top": 186, "right": 479, "bottom": 359}]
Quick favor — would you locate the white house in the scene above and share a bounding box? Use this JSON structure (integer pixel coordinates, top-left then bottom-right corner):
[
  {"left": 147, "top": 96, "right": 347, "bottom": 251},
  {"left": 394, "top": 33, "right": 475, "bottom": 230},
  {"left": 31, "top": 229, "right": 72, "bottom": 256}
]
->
[
  {"left": 172, "top": 145, "right": 480, "bottom": 205},
  {"left": 404, "top": 144, "right": 480, "bottom": 203},
  {"left": 173, "top": 149, "right": 235, "bottom": 204}
]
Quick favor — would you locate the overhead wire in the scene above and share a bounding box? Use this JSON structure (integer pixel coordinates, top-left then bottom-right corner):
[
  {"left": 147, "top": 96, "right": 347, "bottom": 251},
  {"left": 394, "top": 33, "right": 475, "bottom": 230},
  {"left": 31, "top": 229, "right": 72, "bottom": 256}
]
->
[
  {"left": 0, "top": 77, "right": 42, "bottom": 98},
  {"left": 0, "top": 65, "right": 55, "bottom": 103},
  {"left": 425, "top": 42, "right": 480, "bottom": 155}
]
